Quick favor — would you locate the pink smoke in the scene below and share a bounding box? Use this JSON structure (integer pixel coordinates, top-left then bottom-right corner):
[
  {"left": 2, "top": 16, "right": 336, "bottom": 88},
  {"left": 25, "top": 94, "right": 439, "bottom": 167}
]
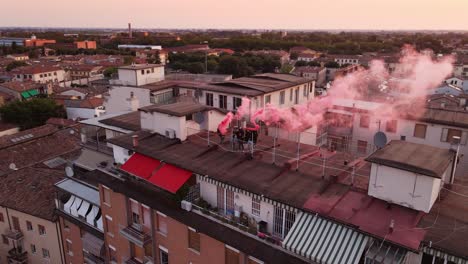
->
[
  {"left": 217, "top": 112, "right": 233, "bottom": 135},
  {"left": 218, "top": 46, "right": 454, "bottom": 133}
]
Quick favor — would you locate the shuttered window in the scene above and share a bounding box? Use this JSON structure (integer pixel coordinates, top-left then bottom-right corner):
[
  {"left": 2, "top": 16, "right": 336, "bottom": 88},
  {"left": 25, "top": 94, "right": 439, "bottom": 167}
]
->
[
  {"left": 414, "top": 124, "right": 427, "bottom": 139},
  {"left": 225, "top": 246, "right": 240, "bottom": 264},
  {"left": 441, "top": 128, "right": 468, "bottom": 145},
  {"left": 217, "top": 186, "right": 225, "bottom": 213},
  {"left": 188, "top": 227, "right": 200, "bottom": 252}
]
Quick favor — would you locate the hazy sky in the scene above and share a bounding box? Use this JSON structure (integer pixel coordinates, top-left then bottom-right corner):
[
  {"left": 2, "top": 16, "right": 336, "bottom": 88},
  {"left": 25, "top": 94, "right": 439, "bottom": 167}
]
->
[{"left": 2, "top": 0, "right": 467, "bottom": 30}]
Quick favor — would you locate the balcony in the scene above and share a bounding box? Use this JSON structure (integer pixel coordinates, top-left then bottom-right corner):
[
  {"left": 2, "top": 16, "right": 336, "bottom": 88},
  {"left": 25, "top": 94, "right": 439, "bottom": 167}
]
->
[
  {"left": 119, "top": 224, "right": 152, "bottom": 247},
  {"left": 327, "top": 126, "right": 353, "bottom": 137},
  {"left": 125, "top": 256, "right": 154, "bottom": 264},
  {"left": 4, "top": 229, "right": 23, "bottom": 241},
  {"left": 83, "top": 251, "right": 105, "bottom": 264},
  {"left": 7, "top": 248, "right": 28, "bottom": 264}
]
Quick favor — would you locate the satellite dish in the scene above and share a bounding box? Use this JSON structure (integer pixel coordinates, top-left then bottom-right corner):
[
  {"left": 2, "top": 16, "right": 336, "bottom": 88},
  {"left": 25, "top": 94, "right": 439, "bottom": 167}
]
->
[
  {"left": 9, "top": 163, "right": 17, "bottom": 171},
  {"left": 374, "top": 131, "right": 388, "bottom": 149},
  {"left": 65, "top": 166, "right": 74, "bottom": 177},
  {"left": 194, "top": 112, "right": 205, "bottom": 124}
]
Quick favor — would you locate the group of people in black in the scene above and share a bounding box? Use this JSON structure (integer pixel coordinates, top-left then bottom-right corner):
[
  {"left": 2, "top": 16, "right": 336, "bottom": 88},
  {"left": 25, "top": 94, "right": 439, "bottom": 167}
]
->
[{"left": 217, "top": 126, "right": 259, "bottom": 151}]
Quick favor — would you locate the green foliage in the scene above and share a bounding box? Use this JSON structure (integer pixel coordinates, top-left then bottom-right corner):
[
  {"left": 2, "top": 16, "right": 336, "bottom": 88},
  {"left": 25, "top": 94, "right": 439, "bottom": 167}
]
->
[
  {"left": 290, "top": 52, "right": 298, "bottom": 60},
  {"left": 103, "top": 67, "right": 118, "bottom": 78},
  {"left": 280, "top": 64, "right": 294, "bottom": 74},
  {"left": 0, "top": 98, "right": 66, "bottom": 130},
  {"left": 217, "top": 56, "right": 254, "bottom": 78},
  {"left": 324, "top": 61, "right": 340, "bottom": 68},
  {"left": 123, "top": 56, "right": 135, "bottom": 65},
  {"left": 295, "top": 60, "right": 308, "bottom": 67},
  {"left": 308, "top": 61, "right": 321, "bottom": 67},
  {"left": 6, "top": 61, "right": 28, "bottom": 72}
]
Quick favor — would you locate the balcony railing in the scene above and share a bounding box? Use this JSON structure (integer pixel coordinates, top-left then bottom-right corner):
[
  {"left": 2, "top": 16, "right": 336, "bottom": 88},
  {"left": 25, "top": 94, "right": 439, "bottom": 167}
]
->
[
  {"left": 327, "top": 126, "right": 353, "bottom": 136},
  {"left": 83, "top": 251, "right": 105, "bottom": 264},
  {"left": 4, "top": 229, "right": 23, "bottom": 241},
  {"left": 7, "top": 248, "right": 28, "bottom": 264},
  {"left": 119, "top": 223, "right": 152, "bottom": 247},
  {"left": 125, "top": 256, "right": 154, "bottom": 264}
]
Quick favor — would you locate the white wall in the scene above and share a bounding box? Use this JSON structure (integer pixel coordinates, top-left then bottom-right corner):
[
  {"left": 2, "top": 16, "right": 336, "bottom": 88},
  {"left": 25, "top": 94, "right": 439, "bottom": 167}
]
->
[
  {"left": 59, "top": 90, "right": 87, "bottom": 98},
  {"left": 118, "top": 66, "right": 164, "bottom": 86},
  {"left": 112, "top": 145, "right": 131, "bottom": 164},
  {"left": 141, "top": 111, "right": 186, "bottom": 140},
  {"left": 368, "top": 164, "right": 445, "bottom": 212},
  {"left": 199, "top": 179, "right": 275, "bottom": 233},
  {"left": 66, "top": 107, "right": 105, "bottom": 120},
  {"left": 105, "top": 86, "right": 151, "bottom": 114}
]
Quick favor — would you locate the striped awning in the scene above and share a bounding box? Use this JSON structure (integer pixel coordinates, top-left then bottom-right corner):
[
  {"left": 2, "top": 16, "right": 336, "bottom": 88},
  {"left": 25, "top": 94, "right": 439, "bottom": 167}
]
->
[
  {"left": 282, "top": 212, "right": 369, "bottom": 264},
  {"left": 422, "top": 246, "right": 467, "bottom": 264}
]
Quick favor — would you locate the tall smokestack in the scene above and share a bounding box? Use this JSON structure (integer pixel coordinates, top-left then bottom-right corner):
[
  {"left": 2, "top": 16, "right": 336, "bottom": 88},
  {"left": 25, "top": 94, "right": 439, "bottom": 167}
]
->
[{"left": 128, "top": 23, "right": 132, "bottom": 38}]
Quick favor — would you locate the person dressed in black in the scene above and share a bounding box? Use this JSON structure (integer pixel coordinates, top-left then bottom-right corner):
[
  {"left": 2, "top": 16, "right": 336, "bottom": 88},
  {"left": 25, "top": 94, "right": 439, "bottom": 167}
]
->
[
  {"left": 237, "top": 128, "right": 245, "bottom": 151},
  {"left": 217, "top": 128, "right": 225, "bottom": 144}
]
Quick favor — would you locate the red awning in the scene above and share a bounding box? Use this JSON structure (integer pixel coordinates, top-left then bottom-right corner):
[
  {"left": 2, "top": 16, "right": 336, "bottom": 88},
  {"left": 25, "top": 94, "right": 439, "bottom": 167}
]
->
[
  {"left": 120, "top": 153, "right": 161, "bottom": 180},
  {"left": 148, "top": 163, "right": 192, "bottom": 194}
]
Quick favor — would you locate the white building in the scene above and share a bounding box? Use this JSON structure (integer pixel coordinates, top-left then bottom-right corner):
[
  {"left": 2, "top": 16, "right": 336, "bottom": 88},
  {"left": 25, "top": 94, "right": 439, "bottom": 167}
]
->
[
  {"left": 366, "top": 140, "right": 455, "bottom": 213},
  {"left": 65, "top": 98, "right": 106, "bottom": 120},
  {"left": 12, "top": 66, "right": 66, "bottom": 83}
]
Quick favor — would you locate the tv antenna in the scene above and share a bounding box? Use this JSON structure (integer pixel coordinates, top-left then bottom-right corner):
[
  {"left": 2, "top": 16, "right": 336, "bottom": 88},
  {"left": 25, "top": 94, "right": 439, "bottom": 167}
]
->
[
  {"left": 65, "top": 166, "right": 74, "bottom": 177},
  {"left": 9, "top": 163, "right": 18, "bottom": 171}
]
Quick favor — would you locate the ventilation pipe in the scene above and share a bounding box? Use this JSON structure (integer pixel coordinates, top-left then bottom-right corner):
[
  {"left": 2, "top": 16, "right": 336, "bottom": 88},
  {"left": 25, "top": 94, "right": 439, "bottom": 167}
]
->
[
  {"left": 449, "top": 136, "right": 461, "bottom": 184},
  {"left": 132, "top": 135, "right": 139, "bottom": 148}
]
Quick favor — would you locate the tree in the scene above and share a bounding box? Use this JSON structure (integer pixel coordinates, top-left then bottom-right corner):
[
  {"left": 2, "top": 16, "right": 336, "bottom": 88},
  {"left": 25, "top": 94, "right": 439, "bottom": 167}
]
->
[
  {"left": 103, "top": 67, "right": 118, "bottom": 78},
  {"left": 123, "top": 56, "right": 135, "bottom": 65},
  {"left": 324, "top": 61, "right": 340, "bottom": 68},
  {"left": 280, "top": 64, "right": 294, "bottom": 74},
  {"left": 295, "top": 60, "right": 308, "bottom": 67},
  {"left": 290, "top": 52, "right": 299, "bottom": 60},
  {"left": 148, "top": 50, "right": 161, "bottom": 64},
  {"left": 217, "top": 56, "right": 254, "bottom": 77},
  {"left": 6, "top": 61, "right": 28, "bottom": 72},
  {"left": 0, "top": 98, "right": 66, "bottom": 129},
  {"left": 186, "top": 62, "right": 205, "bottom": 74},
  {"left": 308, "top": 61, "right": 321, "bottom": 67}
]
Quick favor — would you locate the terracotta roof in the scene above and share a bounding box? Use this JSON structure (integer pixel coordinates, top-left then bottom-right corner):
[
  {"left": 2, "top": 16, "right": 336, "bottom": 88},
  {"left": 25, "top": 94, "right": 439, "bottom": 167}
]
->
[
  {"left": 12, "top": 65, "right": 63, "bottom": 74},
  {"left": 46, "top": 118, "right": 77, "bottom": 128},
  {"left": 366, "top": 140, "right": 454, "bottom": 178},
  {"left": 293, "top": 66, "right": 324, "bottom": 74},
  {"left": 139, "top": 101, "right": 210, "bottom": 117},
  {"left": 64, "top": 98, "right": 104, "bottom": 109},
  {"left": 0, "top": 166, "right": 64, "bottom": 221},
  {"left": 99, "top": 111, "right": 141, "bottom": 131},
  {"left": 119, "top": 64, "right": 163, "bottom": 70},
  {"left": 0, "top": 81, "right": 43, "bottom": 92}
]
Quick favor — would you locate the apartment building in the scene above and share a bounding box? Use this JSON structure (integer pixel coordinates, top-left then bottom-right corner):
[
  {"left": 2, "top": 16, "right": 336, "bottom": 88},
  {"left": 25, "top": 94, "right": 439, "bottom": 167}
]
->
[
  {"left": 292, "top": 66, "right": 326, "bottom": 86},
  {"left": 60, "top": 100, "right": 468, "bottom": 264},
  {"left": 333, "top": 55, "right": 361, "bottom": 66},
  {"left": 74, "top": 40, "right": 97, "bottom": 50},
  {"left": 12, "top": 65, "right": 66, "bottom": 83},
  {"left": 68, "top": 65, "right": 103, "bottom": 80},
  {"left": 0, "top": 124, "right": 81, "bottom": 263},
  {"left": 65, "top": 97, "right": 106, "bottom": 120},
  {"left": 0, "top": 81, "right": 49, "bottom": 100},
  {"left": 105, "top": 64, "right": 315, "bottom": 115}
]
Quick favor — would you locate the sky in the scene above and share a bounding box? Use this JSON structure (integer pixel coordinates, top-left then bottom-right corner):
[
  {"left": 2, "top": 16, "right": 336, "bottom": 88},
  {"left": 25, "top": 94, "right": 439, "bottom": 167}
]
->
[{"left": 1, "top": 0, "right": 467, "bottom": 30}]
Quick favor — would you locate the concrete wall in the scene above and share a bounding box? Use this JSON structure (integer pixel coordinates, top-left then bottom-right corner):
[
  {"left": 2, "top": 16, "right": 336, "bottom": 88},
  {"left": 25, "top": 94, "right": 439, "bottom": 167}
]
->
[
  {"left": 0, "top": 127, "right": 19, "bottom": 137},
  {"left": 66, "top": 107, "right": 105, "bottom": 120},
  {"left": 105, "top": 86, "right": 151, "bottom": 114},
  {"left": 15, "top": 70, "right": 66, "bottom": 84},
  {"left": 141, "top": 111, "right": 186, "bottom": 140},
  {"left": 118, "top": 66, "right": 164, "bottom": 87},
  {"left": 112, "top": 145, "right": 131, "bottom": 164},
  {"left": 368, "top": 164, "right": 445, "bottom": 212}
]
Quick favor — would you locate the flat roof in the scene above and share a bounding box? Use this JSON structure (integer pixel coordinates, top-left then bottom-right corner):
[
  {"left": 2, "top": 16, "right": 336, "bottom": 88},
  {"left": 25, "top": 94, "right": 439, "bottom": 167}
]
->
[
  {"left": 55, "top": 178, "right": 100, "bottom": 205},
  {"left": 139, "top": 101, "right": 211, "bottom": 117},
  {"left": 99, "top": 111, "right": 141, "bottom": 131},
  {"left": 119, "top": 64, "right": 163, "bottom": 70},
  {"left": 366, "top": 140, "right": 454, "bottom": 178}
]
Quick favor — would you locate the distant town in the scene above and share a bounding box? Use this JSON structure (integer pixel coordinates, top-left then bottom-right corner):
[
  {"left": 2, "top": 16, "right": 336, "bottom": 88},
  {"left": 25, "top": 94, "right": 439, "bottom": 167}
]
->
[{"left": 0, "top": 24, "right": 467, "bottom": 264}]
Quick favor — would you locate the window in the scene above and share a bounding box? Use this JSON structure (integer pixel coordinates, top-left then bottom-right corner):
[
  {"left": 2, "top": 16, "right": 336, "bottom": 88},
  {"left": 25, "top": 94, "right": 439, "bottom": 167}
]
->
[
  {"left": 441, "top": 128, "right": 468, "bottom": 145},
  {"left": 105, "top": 216, "right": 113, "bottom": 236},
  {"left": 30, "top": 244, "right": 36, "bottom": 254},
  {"left": 2, "top": 235, "right": 8, "bottom": 245},
  {"left": 219, "top": 95, "right": 227, "bottom": 109},
  {"left": 225, "top": 245, "right": 240, "bottom": 264},
  {"left": 108, "top": 246, "right": 117, "bottom": 262},
  {"left": 66, "top": 239, "right": 73, "bottom": 255},
  {"left": 0, "top": 213, "right": 4, "bottom": 222},
  {"left": 217, "top": 186, "right": 225, "bottom": 213},
  {"left": 357, "top": 140, "right": 367, "bottom": 154},
  {"left": 252, "top": 198, "right": 261, "bottom": 217},
  {"left": 303, "top": 85, "right": 308, "bottom": 96},
  {"left": 102, "top": 186, "right": 111, "bottom": 206},
  {"left": 159, "top": 246, "right": 169, "bottom": 264},
  {"left": 42, "top": 248, "right": 50, "bottom": 259},
  {"left": 385, "top": 120, "right": 397, "bottom": 133},
  {"left": 206, "top": 93, "right": 214, "bottom": 106},
  {"left": 188, "top": 227, "right": 200, "bottom": 252},
  {"left": 289, "top": 89, "right": 293, "bottom": 101},
  {"left": 132, "top": 212, "right": 140, "bottom": 224},
  {"left": 294, "top": 88, "right": 299, "bottom": 104},
  {"left": 141, "top": 70, "right": 145, "bottom": 75},
  {"left": 157, "top": 212, "right": 167, "bottom": 235},
  {"left": 279, "top": 91, "right": 285, "bottom": 105},
  {"left": 233, "top": 97, "right": 242, "bottom": 110},
  {"left": 12, "top": 216, "right": 20, "bottom": 231},
  {"left": 414, "top": 124, "right": 427, "bottom": 139},
  {"left": 186, "top": 114, "right": 193, "bottom": 121},
  {"left": 226, "top": 189, "right": 235, "bottom": 215},
  {"left": 265, "top": 95, "right": 271, "bottom": 105},
  {"left": 360, "top": 115, "right": 370, "bottom": 128},
  {"left": 26, "top": 221, "right": 33, "bottom": 231},
  {"left": 63, "top": 219, "right": 70, "bottom": 230},
  {"left": 273, "top": 207, "right": 296, "bottom": 239},
  {"left": 38, "top": 225, "right": 46, "bottom": 235}
]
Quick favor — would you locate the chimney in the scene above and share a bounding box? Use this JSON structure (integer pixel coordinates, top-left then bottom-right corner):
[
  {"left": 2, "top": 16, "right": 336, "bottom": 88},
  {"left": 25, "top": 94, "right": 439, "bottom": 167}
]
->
[
  {"left": 128, "top": 23, "right": 132, "bottom": 38},
  {"left": 132, "top": 135, "right": 139, "bottom": 148},
  {"left": 129, "top": 92, "right": 139, "bottom": 111},
  {"left": 389, "top": 219, "right": 395, "bottom": 234}
]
